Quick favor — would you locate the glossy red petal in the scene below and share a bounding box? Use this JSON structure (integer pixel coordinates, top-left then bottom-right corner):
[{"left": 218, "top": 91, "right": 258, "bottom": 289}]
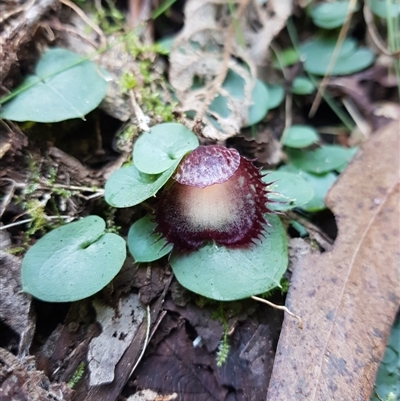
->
[
  {"left": 154, "top": 154, "right": 272, "bottom": 251},
  {"left": 174, "top": 145, "right": 241, "bottom": 188}
]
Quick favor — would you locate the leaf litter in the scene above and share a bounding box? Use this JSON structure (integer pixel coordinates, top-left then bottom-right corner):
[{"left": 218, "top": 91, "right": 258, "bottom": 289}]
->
[
  {"left": 267, "top": 120, "right": 400, "bottom": 400},
  {"left": 0, "top": 0, "right": 399, "bottom": 400},
  {"left": 170, "top": 0, "right": 292, "bottom": 140}
]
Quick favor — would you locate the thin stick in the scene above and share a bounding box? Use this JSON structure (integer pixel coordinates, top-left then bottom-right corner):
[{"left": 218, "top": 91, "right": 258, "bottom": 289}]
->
[
  {"left": 129, "top": 305, "right": 151, "bottom": 377},
  {"left": 194, "top": 0, "right": 252, "bottom": 123},
  {"left": 309, "top": 0, "right": 358, "bottom": 117},
  {"left": 129, "top": 90, "right": 150, "bottom": 132},
  {"left": 251, "top": 295, "right": 303, "bottom": 329},
  {"left": 59, "top": 0, "right": 107, "bottom": 48},
  {"left": 0, "top": 215, "right": 74, "bottom": 231},
  {"left": 363, "top": 2, "right": 396, "bottom": 57}
]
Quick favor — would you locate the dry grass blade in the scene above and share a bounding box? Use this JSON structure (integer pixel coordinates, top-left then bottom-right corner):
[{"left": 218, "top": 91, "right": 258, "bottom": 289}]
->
[{"left": 266, "top": 119, "right": 400, "bottom": 401}]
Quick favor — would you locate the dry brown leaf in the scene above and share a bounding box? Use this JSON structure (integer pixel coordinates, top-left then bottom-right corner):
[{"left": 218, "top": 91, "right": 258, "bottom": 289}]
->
[
  {"left": 88, "top": 294, "right": 146, "bottom": 386},
  {"left": 266, "top": 120, "right": 400, "bottom": 400},
  {"left": 169, "top": 0, "right": 292, "bottom": 141}
]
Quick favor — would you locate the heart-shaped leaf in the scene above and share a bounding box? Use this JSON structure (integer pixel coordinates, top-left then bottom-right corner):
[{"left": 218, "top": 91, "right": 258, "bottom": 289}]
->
[
  {"left": 104, "top": 162, "right": 178, "bottom": 208},
  {"left": 286, "top": 145, "right": 358, "bottom": 174},
  {"left": 282, "top": 125, "right": 319, "bottom": 148},
  {"left": 21, "top": 216, "right": 126, "bottom": 302},
  {"left": 300, "top": 37, "right": 375, "bottom": 76},
  {"left": 133, "top": 123, "right": 199, "bottom": 174},
  {"left": 170, "top": 214, "right": 287, "bottom": 301},
  {"left": 262, "top": 171, "right": 315, "bottom": 211},
  {"left": 0, "top": 48, "right": 109, "bottom": 122},
  {"left": 127, "top": 215, "right": 173, "bottom": 262}
]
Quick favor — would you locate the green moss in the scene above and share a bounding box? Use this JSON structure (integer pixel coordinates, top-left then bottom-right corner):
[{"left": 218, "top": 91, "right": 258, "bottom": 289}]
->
[
  {"left": 24, "top": 199, "right": 47, "bottom": 236},
  {"left": 216, "top": 322, "right": 230, "bottom": 367},
  {"left": 119, "top": 72, "right": 138, "bottom": 93},
  {"left": 67, "top": 362, "right": 85, "bottom": 388}
]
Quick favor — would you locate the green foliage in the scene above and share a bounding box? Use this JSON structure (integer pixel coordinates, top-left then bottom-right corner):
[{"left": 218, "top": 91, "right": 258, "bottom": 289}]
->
[
  {"left": 119, "top": 72, "right": 138, "bottom": 92},
  {"left": 264, "top": 83, "right": 285, "bottom": 110},
  {"left": 67, "top": 362, "right": 85, "bottom": 388},
  {"left": 279, "top": 165, "right": 338, "bottom": 212},
  {"left": 169, "top": 214, "right": 287, "bottom": 301},
  {"left": 370, "top": 315, "right": 400, "bottom": 401},
  {"left": 286, "top": 145, "right": 358, "bottom": 174},
  {"left": 216, "top": 325, "right": 230, "bottom": 367},
  {"left": 105, "top": 124, "right": 289, "bottom": 301},
  {"left": 21, "top": 216, "right": 126, "bottom": 302},
  {"left": 104, "top": 162, "right": 179, "bottom": 208},
  {"left": 262, "top": 171, "right": 315, "bottom": 211},
  {"left": 273, "top": 47, "right": 300, "bottom": 68},
  {"left": 244, "top": 79, "right": 270, "bottom": 127},
  {"left": 92, "top": 2, "right": 125, "bottom": 34},
  {"left": 127, "top": 215, "right": 173, "bottom": 262},
  {"left": 206, "top": 69, "right": 277, "bottom": 128},
  {"left": 133, "top": 123, "right": 199, "bottom": 174},
  {"left": 281, "top": 125, "right": 319, "bottom": 148},
  {"left": 291, "top": 77, "right": 315, "bottom": 95},
  {"left": 106, "top": 122, "right": 199, "bottom": 207},
  {"left": 0, "top": 48, "right": 109, "bottom": 122},
  {"left": 152, "top": 0, "right": 179, "bottom": 19},
  {"left": 24, "top": 199, "right": 48, "bottom": 236},
  {"left": 137, "top": 85, "right": 178, "bottom": 121},
  {"left": 300, "top": 37, "right": 375, "bottom": 76},
  {"left": 368, "top": 0, "right": 400, "bottom": 19},
  {"left": 310, "top": 1, "right": 359, "bottom": 29}
]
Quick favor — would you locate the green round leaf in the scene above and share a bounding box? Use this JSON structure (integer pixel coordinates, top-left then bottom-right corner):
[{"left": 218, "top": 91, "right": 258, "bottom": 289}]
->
[
  {"left": 208, "top": 71, "right": 271, "bottom": 128},
  {"left": 104, "top": 162, "right": 178, "bottom": 208},
  {"left": 127, "top": 215, "right": 173, "bottom": 262},
  {"left": 368, "top": 0, "right": 400, "bottom": 18},
  {"left": 291, "top": 76, "right": 315, "bottom": 95},
  {"left": 265, "top": 84, "right": 285, "bottom": 109},
  {"left": 300, "top": 37, "right": 375, "bottom": 76},
  {"left": 133, "top": 123, "right": 199, "bottom": 174},
  {"left": 21, "top": 216, "right": 126, "bottom": 302},
  {"left": 286, "top": 145, "right": 357, "bottom": 174},
  {"left": 282, "top": 125, "right": 319, "bottom": 148},
  {"left": 170, "top": 214, "right": 287, "bottom": 301},
  {"left": 0, "top": 48, "right": 109, "bottom": 122},
  {"left": 156, "top": 35, "right": 175, "bottom": 54},
  {"left": 279, "top": 165, "right": 337, "bottom": 212},
  {"left": 262, "top": 171, "right": 314, "bottom": 211},
  {"left": 206, "top": 69, "right": 246, "bottom": 123},
  {"left": 244, "top": 79, "right": 270, "bottom": 127},
  {"left": 273, "top": 47, "right": 300, "bottom": 68},
  {"left": 310, "top": 1, "right": 358, "bottom": 29}
]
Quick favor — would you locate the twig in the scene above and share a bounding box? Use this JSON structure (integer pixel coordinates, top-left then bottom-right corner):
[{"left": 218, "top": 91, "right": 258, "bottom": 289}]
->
[
  {"left": 309, "top": 0, "right": 358, "bottom": 118},
  {"left": 0, "top": 180, "right": 15, "bottom": 218},
  {"left": 129, "top": 90, "right": 150, "bottom": 131},
  {"left": 363, "top": 3, "right": 400, "bottom": 57},
  {"left": 59, "top": 0, "right": 107, "bottom": 48},
  {"left": 194, "top": 0, "right": 252, "bottom": 124},
  {"left": 0, "top": 215, "right": 74, "bottom": 231},
  {"left": 0, "top": 0, "right": 36, "bottom": 24},
  {"left": 251, "top": 296, "right": 303, "bottom": 329},
  {"left": 287, "top": 210, "right": 334, "bottom": 251},
  {"left": 129, "top": 304, "right": 151, "bottom": 377}
]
